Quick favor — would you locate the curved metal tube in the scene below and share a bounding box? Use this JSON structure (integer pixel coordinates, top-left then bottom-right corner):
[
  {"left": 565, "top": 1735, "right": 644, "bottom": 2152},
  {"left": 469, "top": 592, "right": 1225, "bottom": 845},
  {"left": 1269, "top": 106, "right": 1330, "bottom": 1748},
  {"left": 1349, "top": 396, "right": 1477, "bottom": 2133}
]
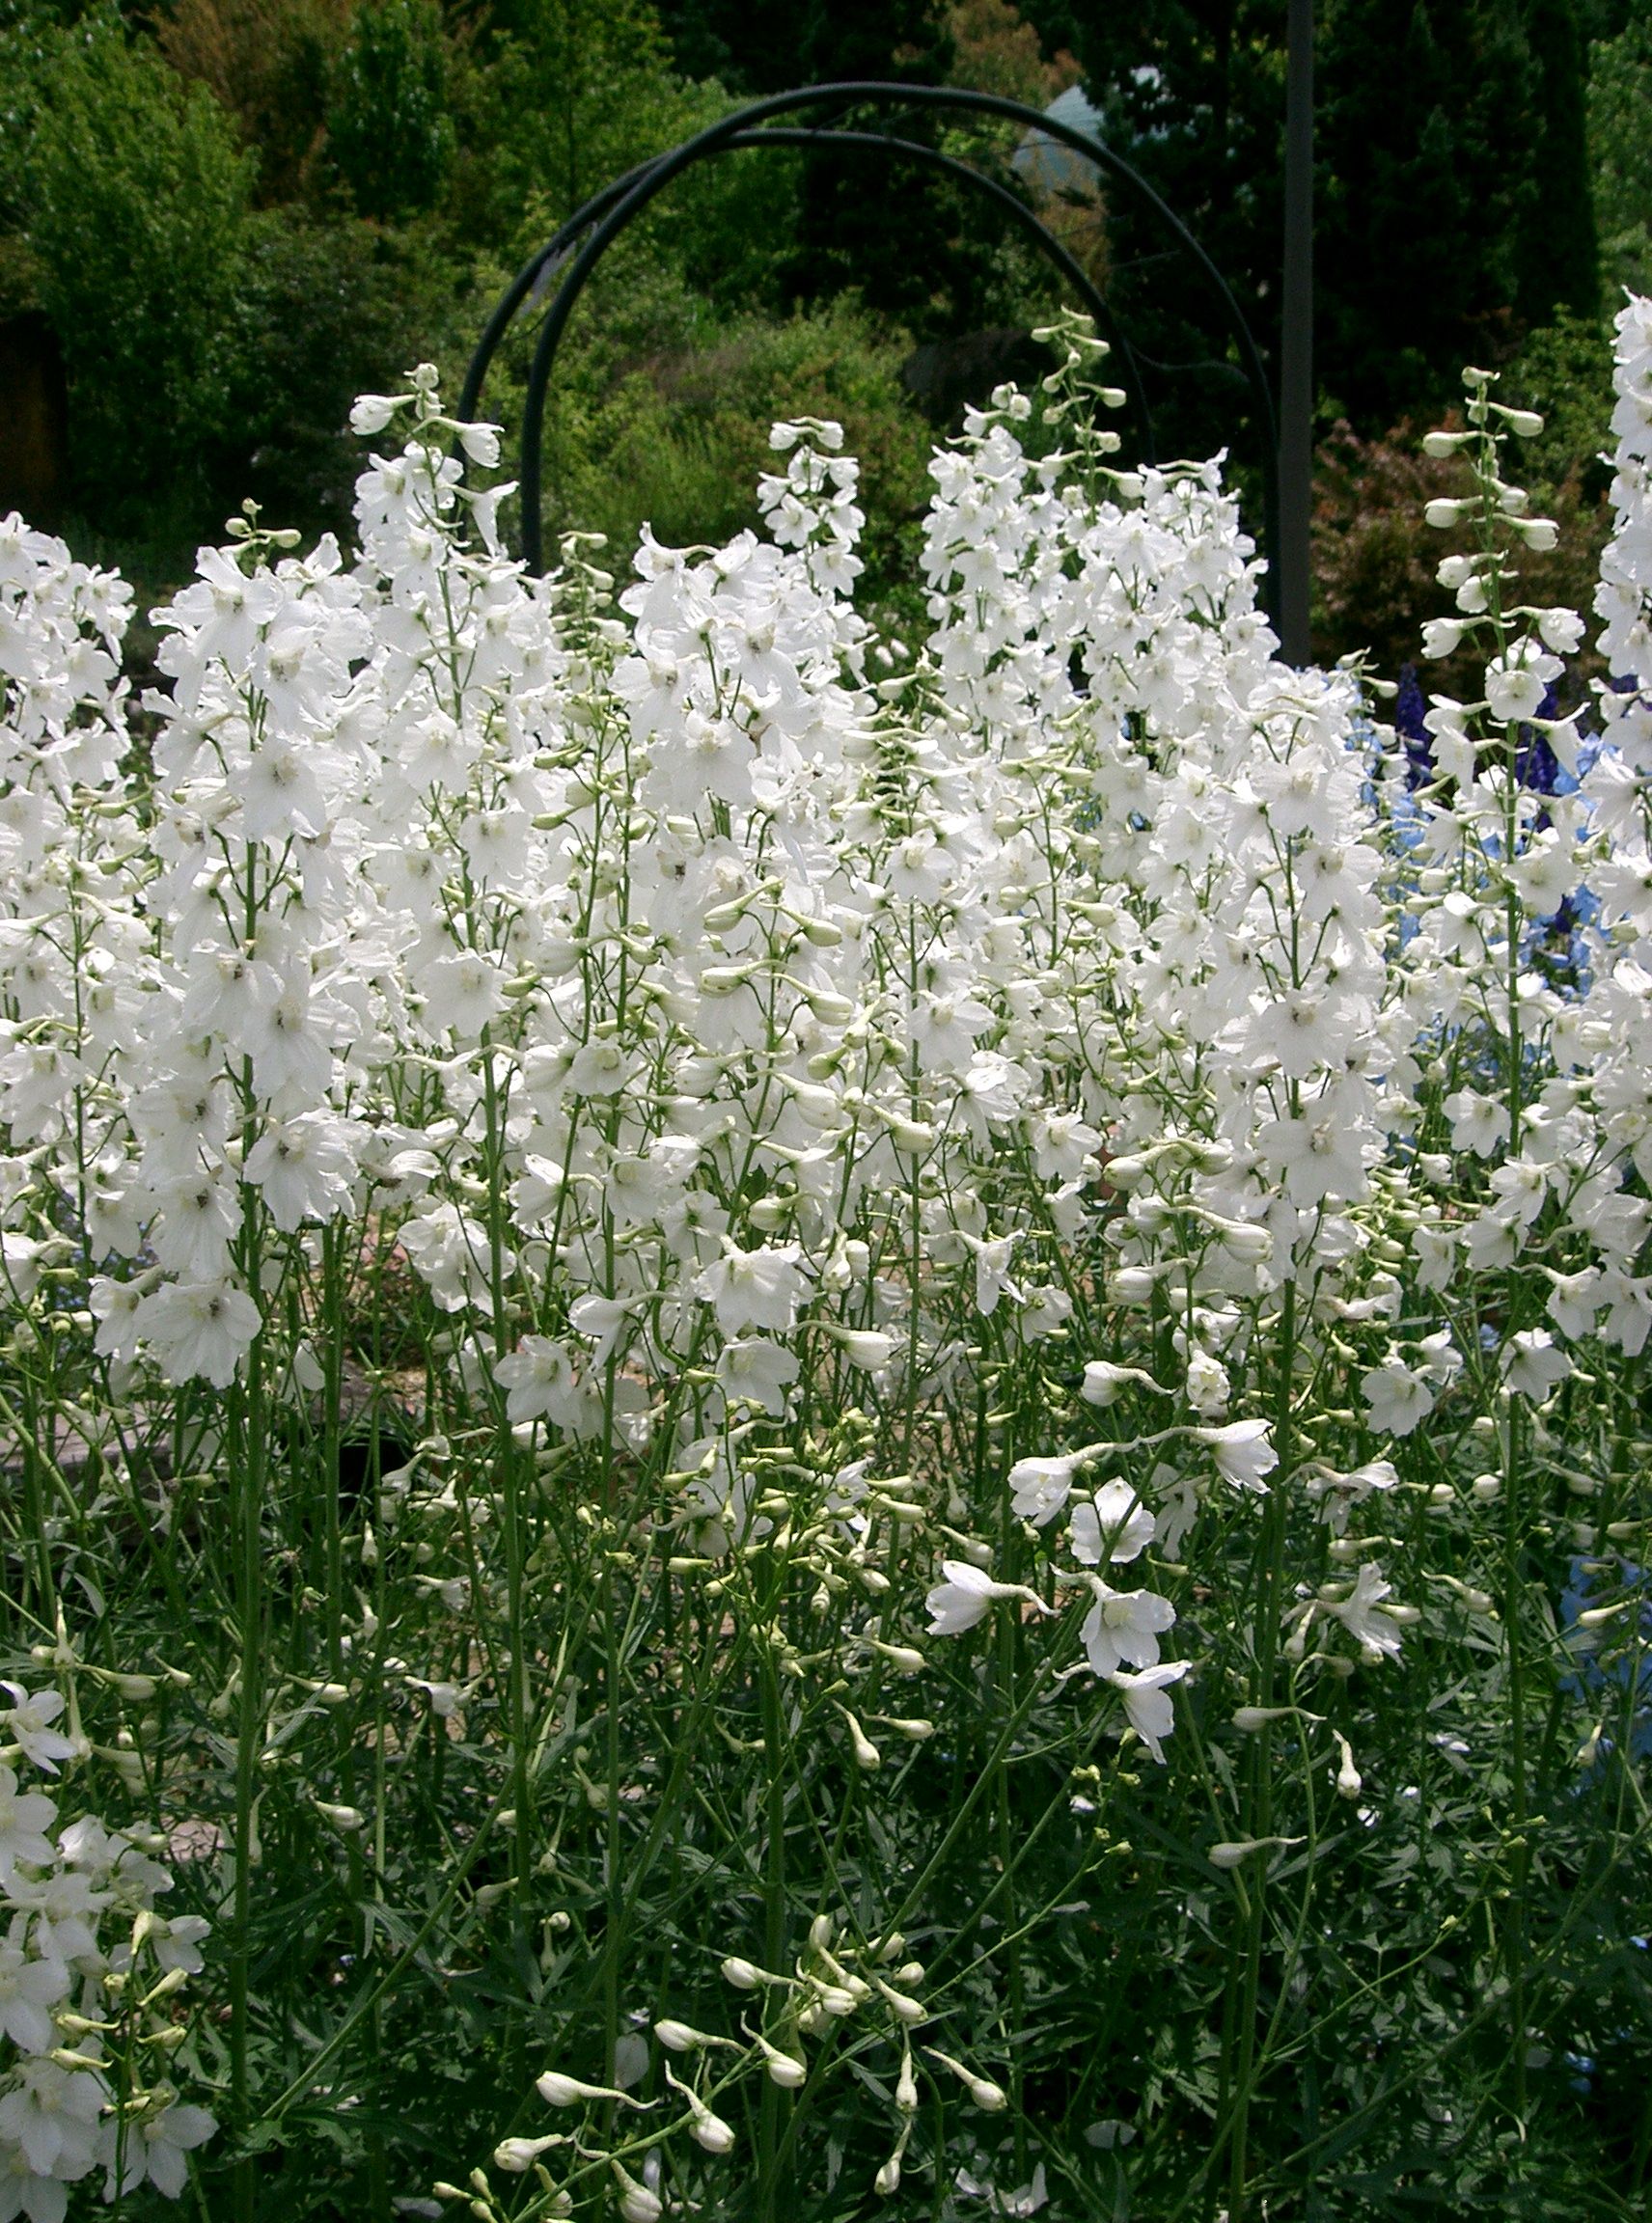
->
[
  {"left": 728, "top": 125, "right": 1155, "bottom": 462},
  {"left": 457, "top": 156, "right": 659, "bottom": 425},
  {"left": 459, "top": 130, "right": 1153, "bottom": 456},
  {"left": 464, "top": 82, "right": 1280, "bottom": 616}
]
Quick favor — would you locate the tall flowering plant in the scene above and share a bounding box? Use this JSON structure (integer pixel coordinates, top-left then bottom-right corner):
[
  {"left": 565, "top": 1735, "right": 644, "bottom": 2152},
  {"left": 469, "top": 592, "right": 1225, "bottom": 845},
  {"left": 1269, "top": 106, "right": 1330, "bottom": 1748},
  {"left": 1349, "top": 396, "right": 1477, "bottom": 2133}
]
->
[{"left": 0, "top": 311, "right": 1647, "bottom": 2219}]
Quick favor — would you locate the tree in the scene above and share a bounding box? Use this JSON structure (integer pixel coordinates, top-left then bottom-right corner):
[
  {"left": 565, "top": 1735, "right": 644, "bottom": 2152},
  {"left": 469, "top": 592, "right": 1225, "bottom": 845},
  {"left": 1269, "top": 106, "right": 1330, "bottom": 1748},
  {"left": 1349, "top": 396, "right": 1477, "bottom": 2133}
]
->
[
  {"left": 10, "top": 8, "right": 253, "bottom": 507},
  {"left": 1317, "top": 0, "right": 1596, "bottom": 425},
  {"left": 652, "top": 0, "right": 994, "bottom": 331},
  {"left": 1015, "top": 0, "right": 1598, "bottom": 436},
  {"left": 1587, "top": 12, "right": 1652, "bottom": 301},
  {"left": 326, "top": 0, "right": 453, "bottom": 221}
]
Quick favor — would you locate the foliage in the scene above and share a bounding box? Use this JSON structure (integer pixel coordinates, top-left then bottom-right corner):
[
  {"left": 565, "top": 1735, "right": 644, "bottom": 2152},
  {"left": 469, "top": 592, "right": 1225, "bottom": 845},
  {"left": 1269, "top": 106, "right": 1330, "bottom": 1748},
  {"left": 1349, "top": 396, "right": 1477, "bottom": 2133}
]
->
[
  {"left": 3, "top": 312, "right": 1652, "bottom": 2222},
  {"left": 1020, "top": 0, "right": 1600, "bottom": 444},
  {"left": 538, "top": 291, "right": 937, "bottom": 600},
  {"left": 1588, "top": 13, "right": 1652, "bottom": 302},
  {"left": 324, "top": 0, "right": 454, "bottom": 221},
  {"left": 1314, "top": 309, "right": 1617, "bottom": 679},
  {"left": 229, "top": 206, "right": 480, "bottom": 534},
  {"left": 154, "top": 0, "right": 354, "bottom": 205},
  {"left": 942, "top": 0, "right": 1082, "bottom": 109},
  {"left": 7, "top": 8, "right": 254, "bottom": 510}
]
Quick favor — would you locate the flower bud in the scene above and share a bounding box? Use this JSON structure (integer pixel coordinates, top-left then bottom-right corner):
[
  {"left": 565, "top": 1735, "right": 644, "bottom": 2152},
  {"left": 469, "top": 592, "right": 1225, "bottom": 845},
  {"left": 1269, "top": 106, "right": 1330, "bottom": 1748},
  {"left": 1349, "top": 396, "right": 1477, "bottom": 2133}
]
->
[
  {"left": 925, "top": 2047, "right": 1006, "bottom": 2109},
  {"left": 895, "top": 2048, "right": 919, "bottom": 2113},
  {"left": 840, "top": 1709, "right": 881, "bottom": 1770},
  {"left": 535, "top": 2071, "right": 636, "bottom": 2108},
  {"left": 1424, "top": 499, "right": 1472, "bottom": 529},
  {"left": 867, "top": 1640, "right": 925, "bottom": 1674},
  {"left": 721, "top": 1957, "right": 762, "bottom": 1990},
  {"left": 612, "top": 2164, "right": 662, "bottom": 2223},
  {"left": 1333, "top": 1732, "right": 1363, "bottom": 1800},
  {"left": 493, "top": 2135, "right": 562, "bottom": 2173}
]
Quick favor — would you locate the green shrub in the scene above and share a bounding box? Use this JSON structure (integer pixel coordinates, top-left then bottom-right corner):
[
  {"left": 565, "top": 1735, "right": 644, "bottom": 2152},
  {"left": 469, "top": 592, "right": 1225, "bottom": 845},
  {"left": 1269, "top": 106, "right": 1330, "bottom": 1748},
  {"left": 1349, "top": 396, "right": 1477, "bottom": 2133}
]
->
[
  {"left": 325, "top": 0, "right": 454, "bottom": 221},
  {"left": 231, "top": 206, "right": 477, "bottom": 535},
  {"left": 507, "top": 277, "right": 937, "bottom": 601},
  {"left": 1589, "top": 16, "right": 1652, "bottom": 302},
  {"left": 14, "top": 9, "right": 253, "bottom": 512}
]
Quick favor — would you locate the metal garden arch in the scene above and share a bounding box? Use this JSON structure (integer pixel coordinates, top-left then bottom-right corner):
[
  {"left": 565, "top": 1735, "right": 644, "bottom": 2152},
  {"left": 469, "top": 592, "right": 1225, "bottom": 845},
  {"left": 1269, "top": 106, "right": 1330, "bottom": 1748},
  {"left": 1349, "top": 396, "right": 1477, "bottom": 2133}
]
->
[{"left": 461, "top": 81, "right": 1285, "bottom": 628}]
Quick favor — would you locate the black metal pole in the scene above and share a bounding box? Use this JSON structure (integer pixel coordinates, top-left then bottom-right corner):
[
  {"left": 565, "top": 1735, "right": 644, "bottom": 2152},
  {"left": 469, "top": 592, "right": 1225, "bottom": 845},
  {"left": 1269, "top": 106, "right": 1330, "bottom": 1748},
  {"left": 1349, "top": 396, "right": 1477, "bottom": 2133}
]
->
[{"left": 1279, "top": 0, "right": 1314, "bottom": 664}]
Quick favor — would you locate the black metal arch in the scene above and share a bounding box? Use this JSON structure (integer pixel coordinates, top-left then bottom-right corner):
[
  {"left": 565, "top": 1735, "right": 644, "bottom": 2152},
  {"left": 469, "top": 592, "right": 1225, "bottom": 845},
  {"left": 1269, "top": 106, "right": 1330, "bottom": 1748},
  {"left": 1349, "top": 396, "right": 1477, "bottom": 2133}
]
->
[{"left": 463, "top": 81, "right": 1282, "bottom": 619}]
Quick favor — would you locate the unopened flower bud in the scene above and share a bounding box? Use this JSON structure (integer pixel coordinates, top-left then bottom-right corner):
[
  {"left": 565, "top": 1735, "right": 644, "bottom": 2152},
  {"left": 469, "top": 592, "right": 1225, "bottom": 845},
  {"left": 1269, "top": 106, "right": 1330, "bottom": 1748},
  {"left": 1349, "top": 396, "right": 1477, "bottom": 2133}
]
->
[
  {"left": 493, "top": 2135, "right": 563, "bottom": 2173},
  {"left": 895, "top": 2047, "right": 919, "bottom": 2113},
  {"left": 1333, "top": 1731, "right": 1363, "bottom": 1800},
  {"left": 536, "top": 2071, "right": 639, "bottom": 2108},
  {"left": 875, "top": 1979, "right": 926, "bottom": 2024},
  {"left": 611, "top": 2163, "right": 662, "bottom": 2223},
  {"left": 839, "top": 1708, "right": 881, "bottom": 1770},
  {"left": 925, "top": 2047, "right": 1006, "bottom": 2109}
]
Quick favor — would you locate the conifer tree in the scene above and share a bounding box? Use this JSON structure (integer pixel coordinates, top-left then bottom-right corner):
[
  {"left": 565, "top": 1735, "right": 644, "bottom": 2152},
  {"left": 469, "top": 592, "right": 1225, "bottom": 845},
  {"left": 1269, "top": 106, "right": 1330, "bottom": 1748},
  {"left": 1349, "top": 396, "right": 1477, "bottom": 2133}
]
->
[{"left": 1019, "top": 0, "right": 1599, "bottom": 433}]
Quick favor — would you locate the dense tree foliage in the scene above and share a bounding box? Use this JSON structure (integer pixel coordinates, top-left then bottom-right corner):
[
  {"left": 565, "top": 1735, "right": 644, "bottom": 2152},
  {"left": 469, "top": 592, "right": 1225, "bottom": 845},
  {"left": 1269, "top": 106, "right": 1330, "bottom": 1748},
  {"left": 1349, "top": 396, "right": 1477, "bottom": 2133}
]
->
[
  {"left": 0, "top": 0, "right": 1643, "bottom": 656},
  {"left": 1016, "top": 0, "right": 1599, "bottom": 436}
]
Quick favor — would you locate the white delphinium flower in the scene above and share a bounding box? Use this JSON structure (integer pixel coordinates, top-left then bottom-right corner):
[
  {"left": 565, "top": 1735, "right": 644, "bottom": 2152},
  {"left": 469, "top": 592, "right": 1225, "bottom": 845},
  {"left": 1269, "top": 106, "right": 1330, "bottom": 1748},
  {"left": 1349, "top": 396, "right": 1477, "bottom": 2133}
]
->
[
  {"left": 694, "top": 1241, "right": 812, "bottom": 1336},
  {"left": 0, "top": 1693, "right": 74, "bottom": 1778},
  {"left": 1068, "top": 1482, "right": 1156, "bottom": 1568},
  {"left": 1008, "top": 1451, "right": 1091, "bottom": 1525},
  {"left": 1192, "top": 1420, "right": 1279, "bottom": 1493},
  {"left": 133, "top": 1280, "right": 262, "bottom": 1389},
  {"left": 1361, "top": 1355, "right": 1436, "bottom": 1439},
  {"left": 0, "top": 1771, "right": 56, "bottom": 1879},
  {"left": 714, "top": 1339, "right": 799, "bottom": 1418},
  {"left": 1502, "top": 1328, "right": 1572, "bottom": 1399},
  {"left": 98, "top": 2094, "right": 218, "bottom": 2203},
  {"left": 1080, "top": 1582, "right": 1176, "bottom": 1679},
  {"left": 0, "top": 1921, "right": 68, "bottom": 2053},
  {"left": 1322, "top": 1564, "right": 1408, "bottom": 1661},
  {"left": 0, "top": 2055, "right": 105, "bottom": 2185},
  {"left": 493, "top": 1337, "right": 585, "bottom": 1428},
  {"left": 1109, "top": 1660, "right": 1190, "bottom": 1763},
  {"left": 924, "top": 1562, "right": 1051, "bottom": 1636}
]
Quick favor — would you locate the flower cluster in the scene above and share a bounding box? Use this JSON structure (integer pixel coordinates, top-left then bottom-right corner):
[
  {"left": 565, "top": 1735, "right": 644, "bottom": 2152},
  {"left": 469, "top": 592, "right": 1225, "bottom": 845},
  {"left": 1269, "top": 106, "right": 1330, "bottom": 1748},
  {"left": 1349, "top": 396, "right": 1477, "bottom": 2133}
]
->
[
  {"left": 2, "top": 302, "right": 1651, "bottom": 2213},
  {"left": 0, "top": 1686, "right": 212, "bottom": 2221}
]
